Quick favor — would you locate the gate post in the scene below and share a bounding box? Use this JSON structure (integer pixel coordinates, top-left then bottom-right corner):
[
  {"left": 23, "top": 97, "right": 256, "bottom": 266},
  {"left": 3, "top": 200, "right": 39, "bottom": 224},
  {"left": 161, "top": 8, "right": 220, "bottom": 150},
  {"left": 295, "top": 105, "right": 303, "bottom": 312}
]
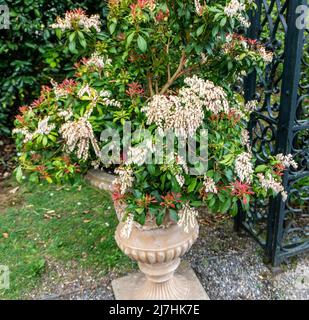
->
[{"left": 269, "top": 0, "right": 306, "bottom": 266}]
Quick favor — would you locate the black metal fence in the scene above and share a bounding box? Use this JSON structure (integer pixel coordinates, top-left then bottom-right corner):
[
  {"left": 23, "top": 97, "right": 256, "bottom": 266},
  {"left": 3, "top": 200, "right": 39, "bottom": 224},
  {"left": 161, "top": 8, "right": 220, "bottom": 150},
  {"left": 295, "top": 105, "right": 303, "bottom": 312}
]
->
[{"left": 235, "top": 0, "right": 309, "bottom": 266}]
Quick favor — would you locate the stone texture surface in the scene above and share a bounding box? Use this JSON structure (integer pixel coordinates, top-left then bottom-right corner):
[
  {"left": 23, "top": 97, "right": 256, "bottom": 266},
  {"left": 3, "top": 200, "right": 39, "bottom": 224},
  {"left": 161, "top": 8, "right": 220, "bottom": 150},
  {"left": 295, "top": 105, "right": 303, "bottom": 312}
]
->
[
  {"left": 114, "top": 220, "right": 202, "bottom": 300},
  {"left": 112, "top": 262, "right": 209, "bottom": 300},
  {"left": 85, "top": 169, "right": 115, "bottom": 192}
]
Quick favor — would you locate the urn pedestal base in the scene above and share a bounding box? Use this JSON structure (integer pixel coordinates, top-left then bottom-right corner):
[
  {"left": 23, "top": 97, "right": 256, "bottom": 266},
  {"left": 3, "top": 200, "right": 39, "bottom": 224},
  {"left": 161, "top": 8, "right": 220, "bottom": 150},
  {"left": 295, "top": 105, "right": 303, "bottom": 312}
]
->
[
  {"left": 113, "top": 215, "right": 208, "bottom": 300},
  {"left": 112, "top": 261, "right": 209, "bottom": 300}
]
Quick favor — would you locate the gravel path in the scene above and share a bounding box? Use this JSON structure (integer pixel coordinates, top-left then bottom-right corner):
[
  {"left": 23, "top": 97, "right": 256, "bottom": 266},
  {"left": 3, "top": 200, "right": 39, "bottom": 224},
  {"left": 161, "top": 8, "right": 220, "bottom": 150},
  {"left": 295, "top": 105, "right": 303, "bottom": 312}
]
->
[
  {"left": 186, "top": 219, "right": 309, "bottom": 300},
  {"left": 32, "top": 219, "right": 309, "bottom": 300}
]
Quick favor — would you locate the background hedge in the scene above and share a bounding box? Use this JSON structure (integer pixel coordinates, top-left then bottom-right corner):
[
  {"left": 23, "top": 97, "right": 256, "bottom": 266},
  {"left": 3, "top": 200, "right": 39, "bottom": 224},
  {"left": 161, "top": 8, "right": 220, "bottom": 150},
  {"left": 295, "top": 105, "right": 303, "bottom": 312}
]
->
[{"left": 0, "top": 0, "right": 107, "bottom": 135}]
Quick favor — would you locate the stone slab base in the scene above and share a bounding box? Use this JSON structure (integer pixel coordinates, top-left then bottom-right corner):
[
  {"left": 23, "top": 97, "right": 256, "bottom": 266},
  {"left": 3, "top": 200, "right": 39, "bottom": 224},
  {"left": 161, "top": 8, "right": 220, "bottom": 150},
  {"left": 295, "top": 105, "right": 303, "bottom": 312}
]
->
[
  {"left": 85, "top": 169, "right": 116, "bottom": 192},
  {"left": 112, "top": 262, "right": 209, "bottom": 300}
]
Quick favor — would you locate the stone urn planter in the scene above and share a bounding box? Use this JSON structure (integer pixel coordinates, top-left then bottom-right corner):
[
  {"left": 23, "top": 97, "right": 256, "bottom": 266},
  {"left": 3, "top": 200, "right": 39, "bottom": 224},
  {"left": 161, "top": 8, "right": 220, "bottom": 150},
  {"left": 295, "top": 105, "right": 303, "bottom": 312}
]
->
[
  {"left": 85, "top": 169, "right": 116, "bottom": 192},
  {"left": 112, "top": 214, "right": 208, "bottom": 300}
]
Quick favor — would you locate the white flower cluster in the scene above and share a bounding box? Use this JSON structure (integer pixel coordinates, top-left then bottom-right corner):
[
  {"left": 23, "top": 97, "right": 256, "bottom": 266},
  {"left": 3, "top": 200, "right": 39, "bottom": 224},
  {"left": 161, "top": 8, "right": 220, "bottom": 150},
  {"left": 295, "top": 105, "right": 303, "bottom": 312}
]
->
[
  {"left": 120, "top": 213, "right": 134, "bottom": 239},
  {"left": 143, "top": 76, "right": 229, "bottom": 137},
  {"left": 78, "top": 84, "right": 93, "bottom": 98},
  {"left": 51, "top": 10, "right": 101, "bottom": 32},
  {"left": 183, "top": 76, "right": 230, "bottom": 114},
  {"left": 275, "top": 153, "right": 298, "bottom": 169},
  {"left": 194, "top": 0, "right": 203, "bottom": 16},
  {"left": 52, "top": 80, "right": 75, "bottom": 99},
  {"left": 177, "top": 203, "right": 199, "bottom": 233},
  {"left": 235, "top": 152, "right": 254, "bottom": 183},
  {"left": 258, "top": 46, "right": 273, "bottom": 63},
  {"left": 224, "top": 0, "right": 245, "bottom": 17},
  {"left": 57, "top": 108, "right": 73, "bottom": 121},
  {"left": 84, "top": 52, "right": 110, "bottom": 70},
  {"left": 12, "top": 128, "right": 34, "bottom": 144},
  {"left": 224, "top": 0, "right": 250, "bottom": 27},
  {"left": 176, "top": 154, "right": 189, "bottom": 174},
  {"left": 238, "top": 15, "right": 251, "bottom": 28},
  {"left": 13, "top": 116, "right": 55, "bottom": 143},
  {"left": 203, "top": 176, "right": 218, "bottom": 194},
  {"left": 240, "top": 129, "right": 250, "bottom": 149},
  {"left": 244, "top": 100, "right": 258, "bottom": 112},
  {"left": 99, "top": 90, "right": 122, "bottom": 108},
  {"left": 36, "top": 116, "right": 56, "bottom": 135},
  {"left": 175, "top": 174, "right": 185, "bottom": 187},
  {"left": 257, "top": 173, "right": 287, "bottom": 201},
  {"left": 113, "top": 167, "right": 134, "bottom": 194},
  {"left": 77, "top": 84, "right": 121, "bottom": 108},
  {"left": 59, "top": 116, "right": 100, "bottom": 160}
]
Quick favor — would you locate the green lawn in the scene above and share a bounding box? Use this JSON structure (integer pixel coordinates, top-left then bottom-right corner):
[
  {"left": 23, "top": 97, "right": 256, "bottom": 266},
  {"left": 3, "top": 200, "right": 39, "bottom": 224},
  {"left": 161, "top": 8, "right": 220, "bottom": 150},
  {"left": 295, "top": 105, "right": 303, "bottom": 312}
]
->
[{"left": 0, "top": 179, "right": 133, "bottom": 299}]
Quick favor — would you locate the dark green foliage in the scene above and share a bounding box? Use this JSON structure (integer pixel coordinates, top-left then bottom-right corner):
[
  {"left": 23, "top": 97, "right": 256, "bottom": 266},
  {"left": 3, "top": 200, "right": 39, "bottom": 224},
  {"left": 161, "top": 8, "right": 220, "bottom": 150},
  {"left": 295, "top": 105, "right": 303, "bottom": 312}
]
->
[{"left": 0, "top": 0, "right": 107, "bottom": 135}]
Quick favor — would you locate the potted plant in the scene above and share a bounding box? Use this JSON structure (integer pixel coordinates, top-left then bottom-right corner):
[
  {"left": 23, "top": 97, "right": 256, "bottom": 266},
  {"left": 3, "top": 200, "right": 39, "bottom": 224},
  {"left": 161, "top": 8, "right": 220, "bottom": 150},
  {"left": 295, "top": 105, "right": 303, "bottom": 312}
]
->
[
  {"left": 12, "top": 1, "right": 298, "bottom": 300},
  {"left": 107, "top": 0, "right": 296, "bottom": 299}
]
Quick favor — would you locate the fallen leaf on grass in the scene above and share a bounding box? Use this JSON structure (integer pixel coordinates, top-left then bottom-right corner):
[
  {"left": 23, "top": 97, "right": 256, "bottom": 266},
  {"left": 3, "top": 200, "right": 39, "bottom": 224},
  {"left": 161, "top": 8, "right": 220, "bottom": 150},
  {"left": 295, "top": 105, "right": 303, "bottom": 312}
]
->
[
  {"left": 3, "top": 172, "right": 10, "bottom": 179},
  {"left": 2, "top": 233, "right": 9, "bottom": 238},
  {"left": 8, "top": 187, "right": 19, "bottom": 194},
  {"left": 83, "top": 219, "right": 91, "bottom": 223}
]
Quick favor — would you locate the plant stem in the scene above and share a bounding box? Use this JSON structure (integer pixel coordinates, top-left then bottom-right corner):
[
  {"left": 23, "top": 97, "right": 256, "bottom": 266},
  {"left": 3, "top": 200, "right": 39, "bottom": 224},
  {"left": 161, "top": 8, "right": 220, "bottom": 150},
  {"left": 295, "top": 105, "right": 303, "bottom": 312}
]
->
[
  {"left": 147, "top": 73, "right": 154, "bottom": 97},
  {"left": 159, "top": 50, "right": 186, "bottom": 95}
]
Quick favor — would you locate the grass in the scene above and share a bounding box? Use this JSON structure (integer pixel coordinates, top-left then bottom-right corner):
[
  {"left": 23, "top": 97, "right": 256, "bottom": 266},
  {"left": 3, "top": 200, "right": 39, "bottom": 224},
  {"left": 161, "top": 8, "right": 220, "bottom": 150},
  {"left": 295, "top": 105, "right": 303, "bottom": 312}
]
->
[{"left": 0, "top": 179, "right": 133, "bottom": 299}]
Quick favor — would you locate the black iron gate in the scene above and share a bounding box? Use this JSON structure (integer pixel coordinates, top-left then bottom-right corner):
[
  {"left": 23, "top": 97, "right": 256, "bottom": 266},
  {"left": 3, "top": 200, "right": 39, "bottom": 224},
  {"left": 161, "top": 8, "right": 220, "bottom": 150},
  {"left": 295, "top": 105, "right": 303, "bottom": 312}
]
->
[{"left": 235, "top": 0, "right": 309, "bottom": 266}]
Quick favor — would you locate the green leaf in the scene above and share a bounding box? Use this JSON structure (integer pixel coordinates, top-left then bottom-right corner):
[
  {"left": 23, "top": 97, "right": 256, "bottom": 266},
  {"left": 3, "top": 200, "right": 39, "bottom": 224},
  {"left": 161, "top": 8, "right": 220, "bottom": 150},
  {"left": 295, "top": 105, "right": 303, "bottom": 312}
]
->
[
  {"left": 219, "top": 154, "right": 234, "bottom": 166},
  {"left": 187, "top": 179, "right": 197, "bottom": 193},
  {"left": 69, "top": 32, "right": 76, "bottom": 43},
  {"left": 68, "top": 41, "right": 77, "bottom": 54},
  {"left": 55, "top": 28, "right": 62, "bottom": 40},
  {"left": 196, "top": 25, "right": 205, "bottom": 37},
  {"left": 231, "top": 202, "right": 238, "bottom": 216},
  {"left": 220, "top": 17, "right": 227, "bottom": 27},
  {"left": 191, "top": 201, "right": 203, "bottom": 207},
  {"left": 212, "top": 25, "right": 219, "bottom": 37},
  {"left": 255, "top": 165, "right": 268, "bottom": 173},
  {"left": 169, "top": 209, "right": 179, "bottom": 222},
  {"left": 228, "top": 61, "right": 233, "bottom": 70},
  {"left": 42, "top": 136, "right": 48, "bottom": 146},
  {"left": 218, "top": 193, "right": 225, "bottom": 202},
  {"left": 29, "top": 173, "right": 39, "bottom": 184},
  {"left": 137, "top": 35, "right": 147, "bottom": 53},
  {"left": 15, "top": 166, "right": 23, "bottom": 183},
  {"left": 126, "top": 32, "right": 135, "bottom": 48},
  {"left": 208, "top": 196, "right": 216, "bottom": 208},
  {"left": 78, "top": 31, "right": 87, "bottom": 48},
  {"left": 147, "top": 164, "right": 156, "bottom": 176},
  {"left": 135, "top": 207, "right": 144, "bottom": 214},
  {"left": 46, "top": 176, "right": 53, "bottom": 184},
  {"left": 109, "top": 23, "right": 117, "bottom": 35},
  {"left": 221, "top": 198, "right": 231, "bottom": 213},
  {"left": 156, "top": 210, "right": 165, "bottom": 226}
]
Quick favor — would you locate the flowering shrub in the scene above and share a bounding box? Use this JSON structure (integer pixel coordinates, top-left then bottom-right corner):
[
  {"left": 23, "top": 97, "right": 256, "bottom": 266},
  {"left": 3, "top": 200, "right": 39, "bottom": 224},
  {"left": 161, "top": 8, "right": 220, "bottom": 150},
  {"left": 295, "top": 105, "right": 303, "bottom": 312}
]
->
[
  {"left": 13, "top": 55, "right": 123, "bottom": 183},
  {"left": 13, "top": 1, "right": 298, "bottom": 237}
]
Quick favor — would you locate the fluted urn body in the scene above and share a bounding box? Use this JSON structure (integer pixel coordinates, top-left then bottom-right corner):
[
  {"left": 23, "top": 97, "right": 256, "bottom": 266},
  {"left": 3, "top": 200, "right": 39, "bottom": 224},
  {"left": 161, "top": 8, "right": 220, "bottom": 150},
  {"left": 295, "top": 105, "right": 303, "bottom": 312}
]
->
[{"left": 115, "top": 220, "right": 199, "bottom": 300}]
